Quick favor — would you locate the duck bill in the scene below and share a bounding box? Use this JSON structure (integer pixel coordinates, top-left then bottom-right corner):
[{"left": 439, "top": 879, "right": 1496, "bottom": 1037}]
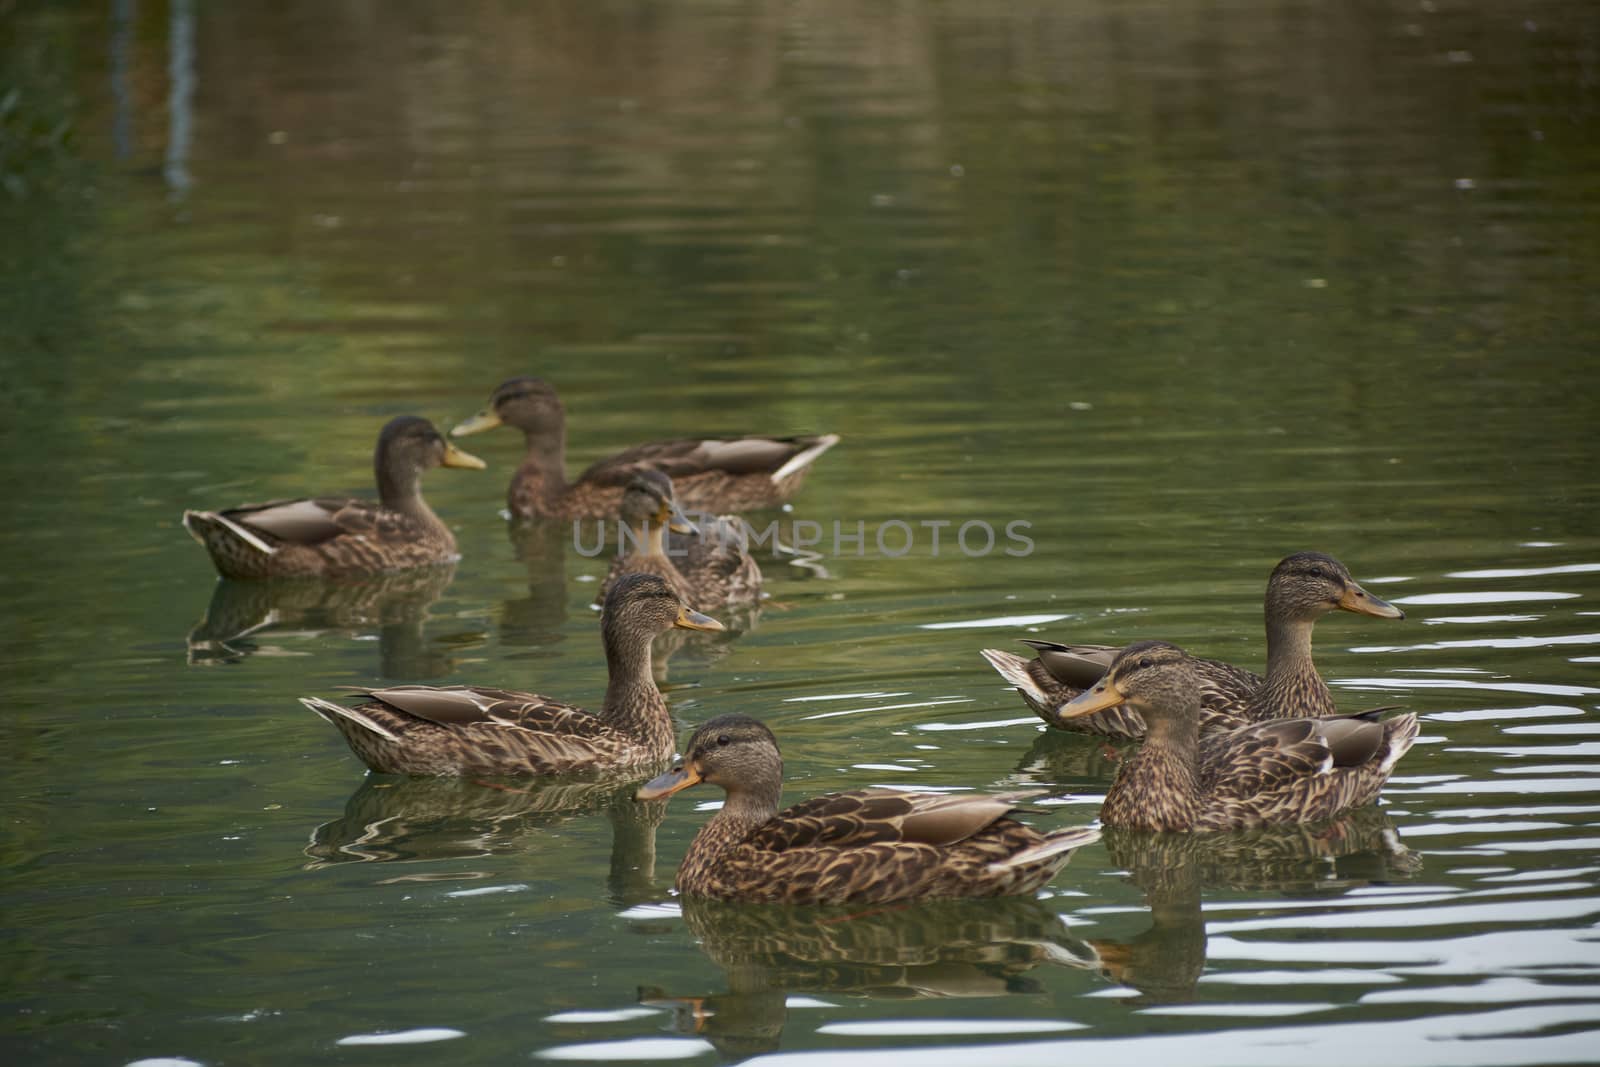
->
[
  {"left": 450, "top": 409, "right": 502, "bottom": 438},
  {"left": 1338, "top": 582, "right": 1405, "bottom": 620},
  {"left": 1057, "top": 678, "right": 1128, "bottom": 720},
  {"left": 440, "top": 441, "right": 487, "bottom": 470},
  {"left": 1085, "top": 938, "right": 1134, "bottom": 984},
  {"left": 674, "top": 606, "right": 724, "bottom": 632},
  {"left": 664, "top": 500, "right": 698, "bottom": 536},
  {"left": 636, "top": 764, "right": 703, "bottom": 800}
]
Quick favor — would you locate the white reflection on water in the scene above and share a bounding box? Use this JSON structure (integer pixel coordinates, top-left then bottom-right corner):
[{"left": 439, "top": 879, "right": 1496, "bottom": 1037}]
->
[
  {"left": 1426, "top": 705, "right": 1583, "bottom": 723},
  {"left": 803, "top": 697, "right": 973, "bottom": 721},
  {"left": 738, "top": 1005, "right": 1597, "bottom": 1066},
  {"left": 1208, "top": 897, "right": 1600, "bottom": 934},
  {"left": 917, "top": 613, "right": 1070, "bottom": 630},
  {"left": 1352, "top": 633, "right": 1600, "bottom": 652},
  {"left": 1205, "top": 928, "right": 1600, "bottom": 972},
  {"left": 817, "top": 1020, "right": 1084, "bottom": 1036},
  {"left": 1135, "top": 1003, "right": 1335, "bottom": 1017},
  {"left": 545, "top": 1009, "right": 659, "bottom": 1024},
  {"left": 916, "top": 716, "right": 1040, "bottom": 732},
  {"left": 1422, "top": 614, "right": 1540, "bottom": 625},
  {"left": 1360, "top": 976, "right": 1600, "bottom": 1005},
  {"left": 537, "top": 1037, "right": 714, "bottom": 1061},
  {"left": 1199, "top": 968, "right": 1400, "bottom": 986},
  {"left": 1450, "top": 743, "right": 1600, "bottom": 758},
  {"left": 1448, "top": 564, "right": 1600, "bottom": 579},
  {"left": 1390, "top": 592, "right": 1579, "bottom": 605},
  {"left": 1479, "top": 866, "right": 1600, "bottom": 882},
  {"left": 335, "top": 1028, "right": 466, "bottom": 1046},
  {"left": 1334, "top": 677, "right": 1600, "bottom": 697}
]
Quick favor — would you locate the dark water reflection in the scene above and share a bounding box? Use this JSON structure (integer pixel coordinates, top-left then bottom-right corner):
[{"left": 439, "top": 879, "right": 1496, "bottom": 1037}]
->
[
  {"left": 306, "top": 776, "right": 664, "bottom": 905},
  {"left": 4, "top": 0, "right": 1599, "bottom": 1064},
  {"left": 187, "top": 566, "right": 461, "bottom": 674},
  {"left": 643, "top": 895, "right": 1098, "bottom": 1059}
]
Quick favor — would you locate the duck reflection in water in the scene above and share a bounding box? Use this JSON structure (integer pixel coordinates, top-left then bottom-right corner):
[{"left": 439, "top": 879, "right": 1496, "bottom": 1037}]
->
[
  {"left": 1087, "top": 807, "right": 1422, "bottom": 1004},
  {"left": 496, "top": 521, "right": 571, "bottom": 652},
  {"left": 304, "top": 776, "right": 666, "bottom": 906},
  {"left": 187, "top": 565, "right": 462, "bottom": 677},
  {"left": 640, "top": 895, "right": 1099, "bottom": 1058}
]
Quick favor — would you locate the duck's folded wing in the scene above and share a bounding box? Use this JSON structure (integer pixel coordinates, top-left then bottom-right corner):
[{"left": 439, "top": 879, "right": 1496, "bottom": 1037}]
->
[
  {"left": 581, "top": 435, "right": 833, "bottom": 484},
  {"left": 748, "top": 789, "right": 1039, "bottom": 852},
  {"left": 1019, "top": 641, "right": 1117, "bottom": 688},
  {"left": 222, "top": 496, "right": 357, "bottom": 546},
  {"left": 1203, "top": 717, "right": 1384, "bottom": 797},
  {"left": 344, "top": 684, "right": 609, "bottom": 736}
]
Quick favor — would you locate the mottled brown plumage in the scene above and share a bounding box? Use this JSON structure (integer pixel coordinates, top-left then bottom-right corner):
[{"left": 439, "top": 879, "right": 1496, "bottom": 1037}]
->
[
  {"left": 299, "top": 574, "right": 723, "bottom": 776},
  {"left": 1059, "top": 641, "right": 1419, "bottom": 831},
  {"left": 637, "top": 715, "right": 1100, "bottom": 903},
  {"left": 183, "top": 416, "right": 485, "bottom": 579},
  {"left": 597, "top": 471, "right": 763, "bottom": 612},
  {"left": 980, "top": 551, "right": 1405, "bottom": 738},
  {"left": 450, "top": 377, "right": 838, "bottom": 520}
]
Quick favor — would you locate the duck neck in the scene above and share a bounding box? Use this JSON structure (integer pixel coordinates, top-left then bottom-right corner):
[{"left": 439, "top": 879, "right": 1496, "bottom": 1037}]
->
[
  {"left": 517, "top": 415, "right": 570, "bottom": 503},
  {"left": 1253, "top": 615, "right": 1334, "bottom": 717},
  {"left": 376, "top": 462, "right": 441, "bottom": 528},
  {"left": 600, "top": 620, "right": 673, "bottom": 755},
  {"left": 684, "top": 784, "right": 780, "bottom": 881},
  {"left": 1105, "top": 708, "right": 1204, "bottom": 831},
  {"left": 622, "top": 520, "right": 667, "bottom": 559},
  {"left": 717, "top": 783, "right": 782, "bottom": 831}
]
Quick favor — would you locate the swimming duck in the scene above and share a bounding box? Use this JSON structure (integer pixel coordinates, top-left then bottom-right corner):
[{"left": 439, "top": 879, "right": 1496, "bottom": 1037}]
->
[
  {"left": 450, "top": 377, "right": 838, "bottom": 520},
  {"left": 183, "top": 415, "right": 485, "bottom": 580},
  {"left": 980, "top": 551, "right": 1404, "bottom": 738},
  {"left": 596, "top": 471, "right": 699, "bottom": 606},
  {"left": 1057, "top": 640, "right": 1418, "bottom": 831},
  {"left": 637, "top": 714, "right": 1101, "bottom": 903},
  {"left": 299, "top": 573, "right": 723, "bottom": 776},
  {"left": 597, "top": 471, "right": 763, "bottom": 612}
]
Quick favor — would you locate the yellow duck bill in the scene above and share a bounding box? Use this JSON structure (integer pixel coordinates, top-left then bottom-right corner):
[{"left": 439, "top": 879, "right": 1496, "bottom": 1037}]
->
[
  {"left": 440, "top": 441, "right": 487, "bottom": 470},
  {"left": 1057, "top": 678, "right": 1129, "bottom": 721},
  {"left": 1338, "top": 582, "right": 1404, "bottom": 619},
  {"left": 636, "top": 764, "right": 703, "bottom": 801},
  {"left": 673, "top": 606, "right": 724, "bottom": 632},
  {"left": 449, "top": 409, "right": 502, "bottom": 437}
]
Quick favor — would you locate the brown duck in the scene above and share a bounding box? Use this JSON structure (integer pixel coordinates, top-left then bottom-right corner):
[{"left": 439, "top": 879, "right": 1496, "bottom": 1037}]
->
[
  {"left": 299, "top": 573, "right": 723, "bottom": 775},
  {"left": 183, "top": 415, "right": 485, "bottom": 580},
  {"left": 597, "top": 470, "right": 763, "bottom": 612},
  {"left": 980, "top": 551, "right": 1404, "bottom": 738},
  {"left": 637, "top": 714, "right": 1101, "bottom": 903},
  {"left": 450, "top": 377, "right": 838, "bottom": 520},
  {"left": 1058, "top": 640, "right": 1419, "bottom": 831}
]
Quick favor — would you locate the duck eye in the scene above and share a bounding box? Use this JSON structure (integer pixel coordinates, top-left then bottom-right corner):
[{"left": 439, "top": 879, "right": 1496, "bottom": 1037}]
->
[
  {"left": 1138, "top": 657, "right": 1152, "bottom": 670},
  {"left": 716, "top": 734, "right": 731, "bottom": 747}
]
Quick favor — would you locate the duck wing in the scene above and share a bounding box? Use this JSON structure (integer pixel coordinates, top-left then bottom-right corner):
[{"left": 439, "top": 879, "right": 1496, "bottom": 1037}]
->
[{"left": 747, "top": 789, "right": 1039, "bottom": 852}]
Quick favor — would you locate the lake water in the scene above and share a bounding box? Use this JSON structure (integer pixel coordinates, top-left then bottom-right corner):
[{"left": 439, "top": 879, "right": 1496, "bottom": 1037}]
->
[{"left": 4, "top": 1, "right": 1599, "bottom": 1064}]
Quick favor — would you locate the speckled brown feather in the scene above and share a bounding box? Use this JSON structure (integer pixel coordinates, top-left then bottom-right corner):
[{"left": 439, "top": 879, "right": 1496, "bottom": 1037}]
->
[
  {"left": 453, "top": 377, "right": 836, "bottom": 521},
  {"left": 596, "top": 480, "right": 762, "bottom": 612},
  {"left": 303, "top": 686, "right": 671, "bottom": 777},
  {"left": 185, "top": 497, "right": 459, "bottom": 579},
  {"left": 1066, "top": 641, "right": 1420, "bottom": 832},
  {"left": 301, "top": 573, "right": 711, "bottom": 777},
  {"left": 674, "top": 515, "right": 763, "bottom": 610},
  {"left": 676, "top": 789, "right": 1099, "bottom": 904},
  {"left": 183, "top": 416, "right": 479, "bottom": 579},
  {"left": 981, "top": 644, "right": 1256, "bottom": 739},
  {"left": 981, "top": 552, "right": 1404, "bottom": 738},
  {"left": 643, "top": 715, "right": 1099, "bottom": 904}
]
